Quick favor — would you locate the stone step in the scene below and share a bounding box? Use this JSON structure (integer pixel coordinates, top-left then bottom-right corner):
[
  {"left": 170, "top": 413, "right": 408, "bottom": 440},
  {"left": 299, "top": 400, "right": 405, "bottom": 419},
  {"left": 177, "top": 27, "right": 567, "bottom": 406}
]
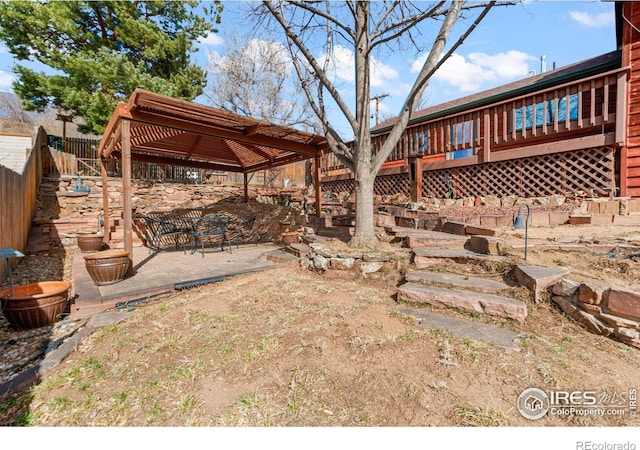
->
[
  {"left": 397, "top": 282, "right": 527, "bottom": 322},
  {"left": 467, "top": 235, "right": 505, "bottom": 255},
  {"left": 316, "top": 227, "right": 354, "bottom": 239},
  {"left": 405, "top": 270, "right": 509, "bottom": 294},
  {"left": 266, "top": 249, "right": 300, "bottom": 264},
  {"left": 395, "top": 307, "right": 522, "bottom": 351},
  {"left": 412, "top": 247, "right": 507, "bottom": 269},
  {"left": 284, "top": 243, "right": 309, "bottom": 258},
  {"left": 390, "top": 228, "right": 468, "bottom": 248},
  {"left": 512, "top": 264, "right": 570, "bottom": 303}
]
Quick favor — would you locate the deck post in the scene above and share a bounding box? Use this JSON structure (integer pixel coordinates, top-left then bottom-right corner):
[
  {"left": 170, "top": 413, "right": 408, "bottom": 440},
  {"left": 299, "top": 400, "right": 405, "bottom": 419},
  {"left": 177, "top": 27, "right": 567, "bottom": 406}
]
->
[
  {"left": 483, "top": 109, "right": 491, "bottom": 163},
  {"left": 315, "top": 154, "right": 322, "bottom": 217},
  {"left": 243, "top": 173, "right": 249, "bottom": 203},
  {"left": 617, "top": 70, "right": 628, "bottom": 196},
  {"left": 100, "top": 157, "right": 110, "bottom": 246},
  {"left": 122, "top": 119, "right": 135, "bottom": 276},
  {"left": 408, "top": 153, "right": 423, "bottom": 202}
]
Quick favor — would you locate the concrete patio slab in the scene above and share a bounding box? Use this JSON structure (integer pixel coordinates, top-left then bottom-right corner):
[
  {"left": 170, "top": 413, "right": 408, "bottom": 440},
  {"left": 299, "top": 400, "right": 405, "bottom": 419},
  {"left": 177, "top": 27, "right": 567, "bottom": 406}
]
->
[{"left": 71, "top": 243, "right": 285, "bottom": 318}]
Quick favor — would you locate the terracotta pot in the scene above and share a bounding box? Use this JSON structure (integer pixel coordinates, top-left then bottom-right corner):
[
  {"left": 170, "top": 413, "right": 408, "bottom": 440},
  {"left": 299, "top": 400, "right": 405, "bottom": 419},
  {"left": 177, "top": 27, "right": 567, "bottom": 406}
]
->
[
  {"left": 77, "top": 232, "right": 105, "bottom": 253},
  {"left": 0, "top": 281, "right": 71, "bottom": 330},
  {"left": 281, "top": 231, "right": 300, "bottom": 245},
  {"left": 84, "top": 249, "right": 130, "bottom": 286}
]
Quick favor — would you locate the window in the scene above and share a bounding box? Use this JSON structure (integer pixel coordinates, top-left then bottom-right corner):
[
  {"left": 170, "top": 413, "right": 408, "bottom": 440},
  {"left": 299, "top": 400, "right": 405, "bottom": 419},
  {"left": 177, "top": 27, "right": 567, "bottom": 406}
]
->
[
  {"left": 416, "top": 131, "right": 428, "bottom": 153},
  {"left": 446, "top": 119, "right": 476, "bottom": 160},
  {"left": 514, "top": 93, "right": 579, "bottom": 131}
]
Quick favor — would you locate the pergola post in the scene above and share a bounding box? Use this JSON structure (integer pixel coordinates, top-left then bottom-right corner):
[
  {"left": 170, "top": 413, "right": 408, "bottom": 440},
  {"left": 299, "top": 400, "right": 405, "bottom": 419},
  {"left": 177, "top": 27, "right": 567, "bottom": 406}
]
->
[
  {"left": 101, "top": 157, "right": 110, "bottom": 246},
  {"left": 314, "top": 154, "right": 322, "bottom": 217},
  {"left": 122, "top": 119, "right": 135, "bottom": 276},
  {"left": 243, "top": 173, "right": 249, "bottom": 203}
]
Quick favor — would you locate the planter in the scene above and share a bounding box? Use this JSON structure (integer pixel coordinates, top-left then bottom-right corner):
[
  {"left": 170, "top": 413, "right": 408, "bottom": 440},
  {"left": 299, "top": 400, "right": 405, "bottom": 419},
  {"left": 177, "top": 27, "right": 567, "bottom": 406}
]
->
[
  {"left": 77, "top": 232, "right": 105, "bottom": 253},
  {"left": 0, "top": 281, "right": 71, "bottom": 330},
  {"left": 281, "top": 231, "right": 300, "bottom": 245},
  {"left": 84, "top": 249, "right": 130, "bottom": 286}
]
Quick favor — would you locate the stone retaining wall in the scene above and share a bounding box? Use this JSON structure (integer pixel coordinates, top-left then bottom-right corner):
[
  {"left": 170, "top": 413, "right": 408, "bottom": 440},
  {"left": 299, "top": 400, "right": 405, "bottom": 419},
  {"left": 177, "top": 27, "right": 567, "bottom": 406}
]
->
[
  {"left": 551, "top": 279, "right": 640, "bottom": 349},
  {"left": 301, "top": 242, "right": 408, "bottom": 281}
]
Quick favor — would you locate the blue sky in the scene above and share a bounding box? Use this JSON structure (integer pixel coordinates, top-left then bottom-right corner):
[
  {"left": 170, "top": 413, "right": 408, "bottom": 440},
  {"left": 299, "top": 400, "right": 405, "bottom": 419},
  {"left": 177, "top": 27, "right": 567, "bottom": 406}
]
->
[{"left": 0, "top": 1, "right": 617, "bottom": 139}]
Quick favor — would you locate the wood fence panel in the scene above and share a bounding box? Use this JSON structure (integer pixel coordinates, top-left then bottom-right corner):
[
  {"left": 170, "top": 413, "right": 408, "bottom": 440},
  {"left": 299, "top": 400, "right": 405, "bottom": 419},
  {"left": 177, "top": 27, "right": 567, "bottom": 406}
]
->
[{"left": 1, "top": 127, "right": 44, "bottom": 284}]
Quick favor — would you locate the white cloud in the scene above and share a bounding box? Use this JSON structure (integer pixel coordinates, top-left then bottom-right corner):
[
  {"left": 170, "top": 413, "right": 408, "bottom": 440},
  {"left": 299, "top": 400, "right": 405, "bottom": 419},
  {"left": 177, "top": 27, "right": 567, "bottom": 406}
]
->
[
  {"left": 322, "top": 45, "right": 355, "bottom": 84},
  {"left": 569, "top": 11, "right": 615, "bottom": 28},
  {"left": 0, "top": 44, "right": 8, "bottom": 54},
  {"left": 370, "top": 57, "right": 399, "bottom": 88},
  {"left": 415, "top": 50, "right": 536, "bottom": 93},
  {"left": 0, "top": 70, "right": 14, "bottom": 92},
  {"left": 199, "top": 32, "right": 224, "bottom": 46},
  {"left": 319, "top": 45, "right": 409, "bottom": 97}
]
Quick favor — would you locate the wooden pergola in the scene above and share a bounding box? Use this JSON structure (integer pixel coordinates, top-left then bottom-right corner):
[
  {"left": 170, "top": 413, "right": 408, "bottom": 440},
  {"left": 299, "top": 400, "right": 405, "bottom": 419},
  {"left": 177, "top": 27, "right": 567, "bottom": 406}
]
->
[{"left": 97, "top": 88, "right": 328, "bottom": 270}]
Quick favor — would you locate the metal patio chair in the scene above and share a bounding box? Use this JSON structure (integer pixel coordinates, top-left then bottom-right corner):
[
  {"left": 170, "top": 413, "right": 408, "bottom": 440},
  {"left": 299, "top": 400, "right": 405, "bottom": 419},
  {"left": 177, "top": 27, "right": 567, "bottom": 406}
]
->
[{"left": 191, "top": 214, "right": 232, "bottom": 257}]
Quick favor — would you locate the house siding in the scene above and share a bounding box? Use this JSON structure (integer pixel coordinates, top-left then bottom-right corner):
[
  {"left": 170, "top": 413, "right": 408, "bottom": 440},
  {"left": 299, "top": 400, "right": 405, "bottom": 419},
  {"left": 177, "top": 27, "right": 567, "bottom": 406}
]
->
[{"left": 622, "top": 2, "right": 640, "bottom": 196}]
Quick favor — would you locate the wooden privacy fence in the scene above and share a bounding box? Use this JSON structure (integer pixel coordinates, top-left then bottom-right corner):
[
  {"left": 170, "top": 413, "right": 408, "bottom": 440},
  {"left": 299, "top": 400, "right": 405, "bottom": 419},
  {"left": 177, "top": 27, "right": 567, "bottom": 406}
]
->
[
  {"left": 45, "top": 135, "right": 309, "bottom": 187},
  {"left": 0, "top": 127, "right": 46, "bottom": 284},
  {"left": 320, "top": 146, "right": 617, "bottom": 199}
]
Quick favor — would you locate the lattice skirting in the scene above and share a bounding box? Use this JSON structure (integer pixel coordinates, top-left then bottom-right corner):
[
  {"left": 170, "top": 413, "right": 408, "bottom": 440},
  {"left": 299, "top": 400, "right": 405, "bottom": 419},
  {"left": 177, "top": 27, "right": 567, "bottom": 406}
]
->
[
  {"left": 322, "top": 147, "right": 616, "bottom": 199},
  {"left": 422, "top": 147, "right": 616, "bottom": 199},
  {"left": 322, "top": 173, "right": 410, "bottom": 196}
]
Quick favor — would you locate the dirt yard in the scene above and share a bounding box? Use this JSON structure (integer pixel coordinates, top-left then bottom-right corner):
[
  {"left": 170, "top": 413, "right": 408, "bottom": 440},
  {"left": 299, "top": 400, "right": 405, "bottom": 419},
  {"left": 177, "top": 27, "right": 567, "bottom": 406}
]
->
[{"left": 1, "top": 220, "right": 639, "bottom": 427}]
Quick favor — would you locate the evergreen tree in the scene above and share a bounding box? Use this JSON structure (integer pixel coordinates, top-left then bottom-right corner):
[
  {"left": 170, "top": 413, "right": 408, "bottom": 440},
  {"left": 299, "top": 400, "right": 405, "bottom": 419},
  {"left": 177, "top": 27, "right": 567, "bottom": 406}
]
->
[{"left": 0, "top": 0, "right": 223, "bottom": 134}]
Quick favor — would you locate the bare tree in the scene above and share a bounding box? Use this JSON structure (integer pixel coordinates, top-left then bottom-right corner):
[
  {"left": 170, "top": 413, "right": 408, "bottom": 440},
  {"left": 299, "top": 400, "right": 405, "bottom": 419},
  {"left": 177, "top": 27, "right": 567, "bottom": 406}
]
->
[
  {"left": 0, "top": 92, "right": 32, "bottom": 132},
  {"left": 206, "top": 32, "right": 318, "bottom": 131},
  {"left": 260, "top": 1, "right": 507, "bottom": 249},
  {"left": 206, "top": 32, "right": 320, "bottom": 187}
]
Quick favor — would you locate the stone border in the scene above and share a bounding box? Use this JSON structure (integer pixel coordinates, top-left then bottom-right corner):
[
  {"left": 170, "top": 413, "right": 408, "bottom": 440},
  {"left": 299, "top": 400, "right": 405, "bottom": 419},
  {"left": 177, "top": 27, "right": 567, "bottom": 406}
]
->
[{"left": 550, "top": 279, "right": 640, "bottom": 349}]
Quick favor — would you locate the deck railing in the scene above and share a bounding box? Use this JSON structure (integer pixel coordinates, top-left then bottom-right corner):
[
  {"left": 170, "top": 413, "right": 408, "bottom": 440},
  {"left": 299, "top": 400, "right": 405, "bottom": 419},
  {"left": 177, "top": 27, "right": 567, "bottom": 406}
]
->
[{"left": 321, "top": 67, "right": 627, "bottom": 173}]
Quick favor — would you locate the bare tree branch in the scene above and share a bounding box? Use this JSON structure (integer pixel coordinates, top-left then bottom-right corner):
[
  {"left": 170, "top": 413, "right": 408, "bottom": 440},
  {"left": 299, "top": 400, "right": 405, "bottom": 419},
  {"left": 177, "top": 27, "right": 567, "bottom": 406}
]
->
[
  {"left": 372, "top": 0, "right": 496, "bottom": 174},
  {"left": 263, "top": 1, "right": 357, "bottom": 132},
  {"left": 287, "top": 0, "right": 355, "bottom": 40}
]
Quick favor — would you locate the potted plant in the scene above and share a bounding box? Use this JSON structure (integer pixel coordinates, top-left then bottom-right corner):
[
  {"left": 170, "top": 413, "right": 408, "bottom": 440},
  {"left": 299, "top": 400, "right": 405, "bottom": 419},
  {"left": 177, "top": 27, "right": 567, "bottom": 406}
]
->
[
  {"left": 84, "top": 249, "right": 130, "bottom": 285},
  {"left": 76, "top": 231, "right": 106, "bottom": 253},
  {"left": 0, "top": 281, "right": 71, "bottom": 330}
]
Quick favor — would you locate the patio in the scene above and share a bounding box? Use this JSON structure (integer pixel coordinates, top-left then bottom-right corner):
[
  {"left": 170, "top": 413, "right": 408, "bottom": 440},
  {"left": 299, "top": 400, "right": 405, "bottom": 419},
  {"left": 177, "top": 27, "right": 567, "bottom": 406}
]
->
[{"left": 71, "top": 242, "right": 290, "bottom": 318}]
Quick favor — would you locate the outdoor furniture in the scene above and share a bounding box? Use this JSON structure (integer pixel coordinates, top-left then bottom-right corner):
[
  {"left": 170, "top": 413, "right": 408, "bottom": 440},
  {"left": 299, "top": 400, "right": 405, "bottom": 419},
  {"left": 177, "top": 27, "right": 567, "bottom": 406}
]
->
[
  {"left": 236, "top": 214, "right": 256, "bottom": 247},
  {"left": 138, "top": 214, "right": 189, "bottom": 254},
  {"left": 191, "top": 214, "right": 232, "bottom": 257}
]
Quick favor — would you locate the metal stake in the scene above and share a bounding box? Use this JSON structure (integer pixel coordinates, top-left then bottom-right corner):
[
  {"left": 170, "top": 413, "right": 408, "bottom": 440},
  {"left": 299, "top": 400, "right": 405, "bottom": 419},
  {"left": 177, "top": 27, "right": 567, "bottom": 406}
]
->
[
  {"left": 512, "top": 204, "right": 530, "bottom": 260},
  {"left": 1, "top": 248, "right": 25, "bottom": 297}
]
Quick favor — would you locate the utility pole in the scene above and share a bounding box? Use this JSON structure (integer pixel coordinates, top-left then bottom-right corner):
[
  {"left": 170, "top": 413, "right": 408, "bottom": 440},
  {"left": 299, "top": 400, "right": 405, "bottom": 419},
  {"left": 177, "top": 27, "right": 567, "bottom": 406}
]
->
[{"left": 370, "top": 93, "right": 389, "bottom": 126}]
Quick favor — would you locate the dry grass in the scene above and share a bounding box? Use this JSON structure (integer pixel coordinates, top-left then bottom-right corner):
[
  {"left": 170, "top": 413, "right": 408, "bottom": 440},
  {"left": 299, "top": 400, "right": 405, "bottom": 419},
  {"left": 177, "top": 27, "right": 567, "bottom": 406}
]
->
[{"left": 1, "top": 260, "right": 639, "bottom": 427}]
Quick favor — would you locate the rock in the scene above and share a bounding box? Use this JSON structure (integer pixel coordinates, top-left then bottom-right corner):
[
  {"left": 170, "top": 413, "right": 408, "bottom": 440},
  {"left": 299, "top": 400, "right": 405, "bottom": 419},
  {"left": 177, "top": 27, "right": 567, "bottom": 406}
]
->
[
  {"left": 313, "top": 254, "right": 328, "bottom": 270},
  {"left": 597, "top": 312, "right": 640, "bottom": 329},
  {"left": 441, "top": 221, "right": 467, "bottom": 236},
  {"left": 577, "top": 283, "right": 608, "bottom": 305},
  {"left": 397, "top": 283, "right": 527, "bottom": 322},
  {"left": 615, "top": 327, "right": 639, "bottom": 340},
  {"left": 605, "top": 288, "right": 640, "bottom": 321},
  {"left": 513, "top": 265, "right": 570, "bottom": 303},
  {"left": 576, "top": 310, "right": 614, "bottom": 336},
  {"left": 329, "top": 257, "right": 355, "bottom": 270},
  {"left": 468, "top": 235, "right": 503, "bottom": 255},
  {"left": 362, "top": 253, "right": 390, "bottom": 262},
  {"left": 552, "top": 279, "right": 581, "bottom": 297},
  {"left": 359, "top": 261, "right": 384, "bottom": 274},
  {"left": 501, "top": 196, "right": 518, "bottom": 208}
]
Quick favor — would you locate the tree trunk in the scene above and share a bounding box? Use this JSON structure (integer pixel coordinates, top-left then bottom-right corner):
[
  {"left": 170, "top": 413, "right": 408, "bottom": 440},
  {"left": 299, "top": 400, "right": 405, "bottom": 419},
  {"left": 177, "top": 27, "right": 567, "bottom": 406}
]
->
[
  {"left": 350, "top": 140, "right": 377, "bottom": 249},
  {"left": 349, "top": 1, "right": 377, "bottom": 249}
]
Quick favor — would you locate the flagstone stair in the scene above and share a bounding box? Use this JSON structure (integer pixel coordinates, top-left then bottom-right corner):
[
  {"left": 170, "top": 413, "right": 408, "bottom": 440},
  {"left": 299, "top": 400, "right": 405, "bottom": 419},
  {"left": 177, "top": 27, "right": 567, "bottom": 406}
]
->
[{"left": 397, "top": 272, "right": 528, "bottom": 323}]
